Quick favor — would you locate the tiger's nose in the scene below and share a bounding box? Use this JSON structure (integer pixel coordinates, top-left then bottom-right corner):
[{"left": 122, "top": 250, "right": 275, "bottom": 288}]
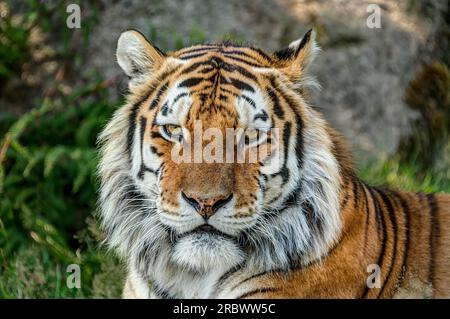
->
[{"left": 181, "top": 192, "right": 234, "bottom": 220}]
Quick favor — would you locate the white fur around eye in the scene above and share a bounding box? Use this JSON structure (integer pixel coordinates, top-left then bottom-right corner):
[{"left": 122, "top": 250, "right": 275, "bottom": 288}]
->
[
  {"left": 235, "top": 88, "right": 272, "bottom": 133},
  {"left": 242, "top": 127, "right": 267, "bottom": 148}
]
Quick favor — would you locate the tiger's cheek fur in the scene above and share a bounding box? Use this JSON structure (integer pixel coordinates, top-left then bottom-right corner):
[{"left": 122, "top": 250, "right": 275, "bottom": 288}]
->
[
  {"left": 158, "top": 160, "right": 182, "bottom": 214},
  {"left": 233, "top": 163, "right": 260, "bottom": 216}
]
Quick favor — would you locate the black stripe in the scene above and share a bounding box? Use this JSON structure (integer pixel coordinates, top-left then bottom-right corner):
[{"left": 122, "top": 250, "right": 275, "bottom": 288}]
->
[
  {"left": 137, "top": 116, "right": 147, "bottom": 179},
  {"left": 340, "top": 179, "right": 351, "bottom": 210},
  {"left": 126, "top": 80, "right": 164, "bottom": 159},
  {"left": 237, "top": 287, "right": 279, "bottom": 299},
  {"left": 220, "top": 77, "right": 254, "bottom": 92},
  {"left": 268, "top": 121, "right": 292, "bottom": 185},
  {"left": 427, "top": 193, "right": 438, "bottom": 286},
  {"left": 149, "top": 82, "right": 168, "bottom": 110},
  {"left": 397, "top": 194, "right": 411, "bottom": 284},
  {"left": 267, "top": 87, "right": 284, "bottom": 119},
  {"left": 370, "top": 186, "right": 382, "bottom": 236},
  {"left": 268, "top": 76, "right": 305, "bottom": 170},
  {"left": 274, "top": 46, "right": 296, "bottom": 60},
  {"left": 269, "top": 76, "right": 304, "bottom": 169},
  {"left": 150, "top": 146, "right": 163, "bottom": 156},
  {"left": 207, "top": 56, "right": 259, "bottom": 82},
  {"left": 254, "top": 110, "right": 268, "bottom": 121},
  {"left": 280, "top": 122, "right": 292, "bottom": 183},
  {"left": 139, "top": 116, "right": 147, "bottom": 148},
  {"left": 295, "top": 29, "right": 312, "bottom": 55},
  {"left": 178, "top": 77, "right": 204, "bottom": 88},
  {"left": 172, "top": 92, "right": 189, "bottom": 105},
  {"left": 178, "top": 52, "right": 210, "bottom": 60},
  {"left": 127, "top": 100, "right": 145, "bottom": 160},
  {"left": 139, "top": 165, "right": 156, "bottom": 177},
  {"left": 223, "top": 62, "right": 258, "bottom": 81},
  {"left": 362, "top": 187, "right": 386, "bottom": 298},
  {"left": 230, "top": 271, "right": 271, "bottom": 292},
  {"left": 293, "top": 109, "right": 304, "bottom": 169},
  {"left": 178, "top": 46, "right": 219, "bottom": 56},
  {"left": 153, "top": 282, "right": 175, "bottom": 299},
  {"left": 248, "top": 47, "right": 274, "bottom": 63},
  {"left": 360, "top": 181, "right": 370, "bottom": 251},
  {"left": 200, "top": 66, "right": 215, "bottom": 74},
  {"left": 275, "top": 29, "right": 312, "bottom": 60},
  {"left": 218, "top": 94, "right": 228, "bottom": 101},
  {"left": 376, "top": 188, "right": 398, "bottom": 298},
  {"left": 222, "top": 50, "right": 261, "bottom": 62},
  {"left": 180, "top": 61, "right": 213, "bottom": 74},
  {"left": 215, "top": 265, "right": 243, "bottom": 292},
  {"left": 221, "top": 54, "right": 262, "bottom": 67},
  {"left": 240, "top": 95, "right": 256, "bottom": 108},
  {"left": 161, "top": 102, "right": 169, "bottom": 116},
  {"left": 303, "top": 199, "right": 325, "bottom": 244},
  {"left": 352, "top": 178, "right": 359, "bottom": 209},
  {"left": 150, "top": 131, "right": 164, "bottom": 140}
]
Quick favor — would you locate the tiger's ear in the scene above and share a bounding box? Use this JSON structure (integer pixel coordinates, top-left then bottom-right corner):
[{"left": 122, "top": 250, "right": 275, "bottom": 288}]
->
[
  {"left": 116, "top": 30, "right": 165, "bottom": 79},
  {"left": 273, "top": 29, "right": 319, "bottom": 87}
]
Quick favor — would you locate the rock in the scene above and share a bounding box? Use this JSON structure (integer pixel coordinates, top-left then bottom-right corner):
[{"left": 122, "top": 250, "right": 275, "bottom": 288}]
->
[{"left": 85, "top": 0, "right": 436, "bottom": 162}]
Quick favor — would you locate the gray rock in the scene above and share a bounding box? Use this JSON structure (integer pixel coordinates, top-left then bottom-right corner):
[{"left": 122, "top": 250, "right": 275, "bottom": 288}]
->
[{"left": 86, "top": 0, "right": 434, "bottom": 162}]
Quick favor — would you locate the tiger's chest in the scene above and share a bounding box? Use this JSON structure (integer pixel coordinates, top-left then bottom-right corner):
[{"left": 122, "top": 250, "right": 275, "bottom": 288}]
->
[{"left": 151, "top": 268, "right": 225, "bottom": 298}]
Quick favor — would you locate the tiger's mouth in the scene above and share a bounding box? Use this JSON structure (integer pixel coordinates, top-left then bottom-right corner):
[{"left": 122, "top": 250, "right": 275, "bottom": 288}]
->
[
  {"left": 190, "top": 224, "right": 235, "bottom": 239},
  {"left": 175, "top": 223, "right": 236, "bottom": 242}
]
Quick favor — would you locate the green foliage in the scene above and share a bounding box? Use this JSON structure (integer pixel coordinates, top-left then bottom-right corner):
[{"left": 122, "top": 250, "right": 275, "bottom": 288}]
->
[
  {"left": 0, "top": 10, "right": 29, "bottom": 85},
  {"left": 0, "top": 80, "right": 125, "bottom": 298},
  {"left": 399, "top": 61, "right": 450, "bottom": 168},
  {"left": 148, "top": 23, "right": 207, "bottom": 51},
  {"left": 359, "top": 156, "right": 450, "bottom": 194}
]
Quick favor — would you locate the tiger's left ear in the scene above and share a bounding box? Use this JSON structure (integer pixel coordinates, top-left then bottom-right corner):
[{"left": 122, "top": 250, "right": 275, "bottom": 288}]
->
[
  {"left": 273, "top": 29, "right": 319, "bottom": 86},
  {"left": 116, "top": 30, "right": 166, "bottom": 80}
]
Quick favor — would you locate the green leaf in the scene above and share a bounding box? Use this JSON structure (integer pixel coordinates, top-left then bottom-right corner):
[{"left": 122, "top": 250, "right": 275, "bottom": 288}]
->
[{"left": 43, "top": 146, "right": 67, "bottom": 177}]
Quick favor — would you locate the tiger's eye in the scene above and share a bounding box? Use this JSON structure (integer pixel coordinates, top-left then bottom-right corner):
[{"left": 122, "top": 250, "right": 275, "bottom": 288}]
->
[
  {"left": 166, "top": 125, "right": 182, "bottom": 136},
  {"left": 162, "top": 124, "right": 183, "bottom": 141}
]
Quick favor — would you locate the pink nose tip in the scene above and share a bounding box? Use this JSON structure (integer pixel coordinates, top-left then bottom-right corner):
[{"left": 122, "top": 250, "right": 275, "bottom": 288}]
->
[{"left": 181, "top": 192, "right": 233, "bottom": 219}]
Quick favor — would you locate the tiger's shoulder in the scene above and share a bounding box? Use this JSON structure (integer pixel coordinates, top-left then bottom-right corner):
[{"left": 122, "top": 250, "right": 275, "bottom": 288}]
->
[{"left": 213, "top": 185, "right": 450, "bottom": 299}]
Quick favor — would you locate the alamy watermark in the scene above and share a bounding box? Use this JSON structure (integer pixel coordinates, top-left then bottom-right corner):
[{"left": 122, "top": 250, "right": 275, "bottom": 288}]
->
[
  {"left": 161, "top": 121, "right": 282, "bottom": 173},
  {"left": 366, "top": 264, "right": 381, "bottom": 289},
  {"left": 66, "top": 264, "right": 81, "bottom": 289},
  {"left": 366, "top": 4, "right": 381, "bottom": 29},
  {"left": 66, "top": 4, "right": 81, "bottom": 29}
]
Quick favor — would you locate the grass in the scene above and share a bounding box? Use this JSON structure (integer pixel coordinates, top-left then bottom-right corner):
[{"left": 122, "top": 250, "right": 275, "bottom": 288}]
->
[{"left": 359, "top": 156, "right": 450, "bottom": 194}]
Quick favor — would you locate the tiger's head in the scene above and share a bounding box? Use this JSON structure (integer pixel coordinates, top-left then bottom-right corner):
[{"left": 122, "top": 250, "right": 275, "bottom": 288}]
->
[{"left": 98, "top": 29, "right": 346, "bottom": 275}]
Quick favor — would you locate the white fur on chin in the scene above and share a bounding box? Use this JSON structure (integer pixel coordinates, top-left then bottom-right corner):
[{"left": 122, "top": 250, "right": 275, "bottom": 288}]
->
[{"left": 171, "top": 232, "right": 244, "bottom": 272}]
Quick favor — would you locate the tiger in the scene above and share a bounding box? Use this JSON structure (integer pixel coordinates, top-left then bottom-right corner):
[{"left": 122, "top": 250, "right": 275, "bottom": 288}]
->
[{"left": 97, "top": 28, "right": 450, "bottom": 299}]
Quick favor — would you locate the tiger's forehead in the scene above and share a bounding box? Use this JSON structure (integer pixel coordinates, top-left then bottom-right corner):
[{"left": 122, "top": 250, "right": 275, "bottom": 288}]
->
[
  {"left": 154, "top": 43, "right": 275, "bottom": 129},
  {"left": 172, "top": 43, "right": 274, "bottom": 67}
]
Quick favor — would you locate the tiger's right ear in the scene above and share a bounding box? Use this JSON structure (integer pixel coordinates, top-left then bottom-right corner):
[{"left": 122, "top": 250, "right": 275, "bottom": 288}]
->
[{"left": 116, "top": 30, "right": 165, "bottom": 79}]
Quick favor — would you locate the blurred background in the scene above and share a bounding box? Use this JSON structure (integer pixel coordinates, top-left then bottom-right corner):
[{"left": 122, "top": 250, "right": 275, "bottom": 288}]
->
[{"left": 0, "top": 0, "right": 448, "bottom": 298}]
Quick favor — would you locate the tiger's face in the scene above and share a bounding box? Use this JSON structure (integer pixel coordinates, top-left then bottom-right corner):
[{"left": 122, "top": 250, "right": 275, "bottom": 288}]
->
[{"left": 99, "top": 29, "right": 341, "bottom": 274}]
